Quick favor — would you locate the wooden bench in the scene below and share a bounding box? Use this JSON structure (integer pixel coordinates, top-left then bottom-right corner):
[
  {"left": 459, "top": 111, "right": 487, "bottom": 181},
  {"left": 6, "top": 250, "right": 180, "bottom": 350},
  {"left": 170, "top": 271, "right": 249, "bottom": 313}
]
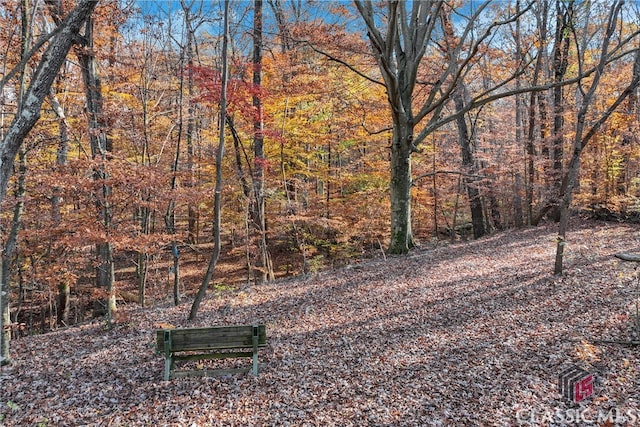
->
[{"left": 156, "top": 324, "right": 267, "bottom": 380}]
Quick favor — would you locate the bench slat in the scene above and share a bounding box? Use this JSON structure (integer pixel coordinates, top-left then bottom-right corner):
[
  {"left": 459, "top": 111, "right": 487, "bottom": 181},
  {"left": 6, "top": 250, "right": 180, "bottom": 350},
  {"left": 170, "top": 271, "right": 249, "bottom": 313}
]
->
[
  {"left": 173, "top": 351, "right": 254, "bottom": 362},
  {"left": 156, "top": 325, "right": 267, "bottom": 352}
]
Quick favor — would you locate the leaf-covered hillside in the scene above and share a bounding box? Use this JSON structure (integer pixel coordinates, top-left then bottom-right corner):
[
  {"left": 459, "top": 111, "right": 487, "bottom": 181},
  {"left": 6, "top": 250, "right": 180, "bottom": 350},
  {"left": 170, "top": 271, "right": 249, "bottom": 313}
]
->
[{"left": 1, "top": 221, "right": 640, "bottom": 426}]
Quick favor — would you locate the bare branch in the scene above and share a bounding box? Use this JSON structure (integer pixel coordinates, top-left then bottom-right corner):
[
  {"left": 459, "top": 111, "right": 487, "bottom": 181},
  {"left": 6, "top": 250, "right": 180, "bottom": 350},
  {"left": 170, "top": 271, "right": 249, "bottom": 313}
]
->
[
  {"left": 0, "top": 25, "right": 64, "bottom": 93},
  {"left": 300, "top": 40, "right": 385, "bottom": 87},
  {"left": 412, "top": 170, "right": 486, "bottom": 186}
]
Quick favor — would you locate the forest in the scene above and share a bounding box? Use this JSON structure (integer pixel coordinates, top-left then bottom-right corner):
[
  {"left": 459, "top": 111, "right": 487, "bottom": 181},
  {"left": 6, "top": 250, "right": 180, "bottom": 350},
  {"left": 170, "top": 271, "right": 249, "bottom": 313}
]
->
[{"left": 0, "top": 0, "right": 639, "bottom": 399}]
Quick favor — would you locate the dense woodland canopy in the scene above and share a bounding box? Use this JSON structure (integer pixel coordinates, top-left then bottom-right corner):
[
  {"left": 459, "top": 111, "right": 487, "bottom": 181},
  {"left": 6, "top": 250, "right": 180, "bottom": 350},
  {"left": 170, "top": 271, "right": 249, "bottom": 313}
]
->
[{"left": 0, "top": 0, "right": 639, "bottom": 364}]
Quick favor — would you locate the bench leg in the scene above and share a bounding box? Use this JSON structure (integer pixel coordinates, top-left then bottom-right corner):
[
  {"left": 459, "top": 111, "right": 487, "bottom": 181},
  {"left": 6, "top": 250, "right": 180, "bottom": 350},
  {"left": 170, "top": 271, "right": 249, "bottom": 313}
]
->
[
  {"left": 252, "top": 326, "right": 259, "bottom": 376},
  {"left": 164, "top": 356, "right": 172, "bottom": 381},
  {"left": 252, "top": 350, "right": 259, "bottom": 376},
  {"left": 163, "top": 330, "right": 173, "bottom": 381}
]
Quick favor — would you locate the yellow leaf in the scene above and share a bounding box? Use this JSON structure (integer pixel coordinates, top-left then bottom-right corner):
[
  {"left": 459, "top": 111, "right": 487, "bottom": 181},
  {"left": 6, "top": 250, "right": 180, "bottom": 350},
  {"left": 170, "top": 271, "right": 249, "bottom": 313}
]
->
[{"left": 575, "top": 340, "right": 601, "bottom": 362}]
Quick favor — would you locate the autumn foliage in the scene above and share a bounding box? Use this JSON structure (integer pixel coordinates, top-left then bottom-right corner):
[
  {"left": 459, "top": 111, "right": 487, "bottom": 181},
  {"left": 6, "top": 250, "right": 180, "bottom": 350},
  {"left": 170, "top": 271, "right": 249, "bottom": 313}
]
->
[{"left": 0, "top": 1, "right": 638, "bottom": 336}]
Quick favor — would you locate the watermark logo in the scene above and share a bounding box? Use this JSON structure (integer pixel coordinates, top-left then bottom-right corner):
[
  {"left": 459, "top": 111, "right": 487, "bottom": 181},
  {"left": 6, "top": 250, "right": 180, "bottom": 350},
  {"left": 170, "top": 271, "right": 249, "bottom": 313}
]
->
[
  {"left": 515, "top": 408, "right": 640, "bottom": 425},
  {"left": 559, "top": 365, "right": 593, "bottom": 402}
]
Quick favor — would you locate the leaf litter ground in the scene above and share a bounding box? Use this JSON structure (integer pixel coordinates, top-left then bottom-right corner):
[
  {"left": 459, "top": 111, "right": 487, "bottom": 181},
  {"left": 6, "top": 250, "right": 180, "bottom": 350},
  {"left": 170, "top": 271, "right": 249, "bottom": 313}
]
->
[{"left": 1, "top": 221, "right": 640, "bottom": 426}]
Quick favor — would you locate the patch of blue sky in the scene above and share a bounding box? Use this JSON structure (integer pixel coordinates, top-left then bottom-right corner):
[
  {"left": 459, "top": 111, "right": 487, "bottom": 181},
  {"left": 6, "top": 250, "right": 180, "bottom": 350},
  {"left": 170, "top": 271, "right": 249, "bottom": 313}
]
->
[
  {"left": 126, "top": 1, "right": 225, "bottom": 50},
  {"left": 129, "top": 0, "right": 363, "bottom": 56}
]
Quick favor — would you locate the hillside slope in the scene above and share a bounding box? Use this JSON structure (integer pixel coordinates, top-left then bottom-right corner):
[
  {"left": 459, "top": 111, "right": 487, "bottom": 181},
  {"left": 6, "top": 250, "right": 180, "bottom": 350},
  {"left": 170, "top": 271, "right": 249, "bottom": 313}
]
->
[{"left": 2, "top": 221, "right": 640, "bottom": 426}]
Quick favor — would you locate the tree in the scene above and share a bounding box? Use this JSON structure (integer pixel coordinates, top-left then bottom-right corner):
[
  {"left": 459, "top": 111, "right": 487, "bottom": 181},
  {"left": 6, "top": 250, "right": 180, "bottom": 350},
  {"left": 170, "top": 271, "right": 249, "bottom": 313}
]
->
[
  {"left": 174, "top": 0, "right": 206, "bottom": 246},
  {"left": 547, "top": 0, "right": 573, "bottom": 221},
  {"left": 76, "top": 15, "right": 117, "bottom": 321},
  {"left": 554, "top": 2, "right": 640, "bottom": 274},
  {"left": 49, "top": 81, "right": 72, "bottom": 325},
  {"left": 251, "top": 0, "right": 275, "bottom": 283},
  {"left": 441, "top": 8, "right": 485, "bottom": 239},
  {"left": 353, "top": 1, "right": 528, "bottom": 253},
  {"left": 512, "top": 0, "right": 526, "bottom": 228},
  {"left": 189, "top": 0, "right": 230, "bottom": 321},
  {"left": 526, "top": 0, "right": 550, "bottom": 225},
  {"left": 0, "top": 0, "right": 97, "bottom": 365},
  {"left": 46, "top": 0, "right": 116, "bottom": 315},
  {"left": 1, "top": 0, "right": 31, "bottom": 365}
]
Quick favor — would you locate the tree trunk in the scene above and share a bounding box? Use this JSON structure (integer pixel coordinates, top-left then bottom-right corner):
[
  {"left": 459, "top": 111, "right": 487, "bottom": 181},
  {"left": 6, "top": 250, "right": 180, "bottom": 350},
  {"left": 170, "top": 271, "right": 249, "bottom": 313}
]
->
[
  {"left": 136, "top": 231, "right": 149, "bottom": 307},
  {"left": 1, "top": 148, "right": 25, "bottom": 364},
  {"left": 554, "top": 2, "right": 638, "bottom": 275},
  {"left": 268, "top": 0, "right": 293, "bottom": 53},
  {"left": 76, "top": 16, "right": 115, "bottom": 321},
  {"left": 50, "top": 87, "right": 72, "bottom": 326},
  {"left": 189, "top": 0, "right": 230, "bottom": 321},
  {"left": 527, "top": 1, "right": 549, "bottom": 225},
  {"left": 57, "top": 281, "right": 70, "bottom": 326},
  {"left": 181, "top": 0, "right": 199, "bottom": 244},
  {"left": 441, "top": 6, "right": 486, "bottom": 239},
  {"left": 452, "top": 86, "right": 485, "bottom": 239},
  {"left": 548, "top": 0, "right": 572, "bottom": 222},
  {"left": 513, "top": 0, "right": 525, "bottom": 227},
  {"left": 0, "top": 265, "right": 9, "bottom": 365},
  {"left": 0, "top": 0, "right": 98, "bottom": 366},
  {"left": 355, "top": 1, "right": 434, "bottom": 255},
  {"left": 136, "top": 30, "right": 155, "bottom": 307},
  {"left": 388, "top": 118, "right": 415, "bottom": 254},
  {"left": 536, "top": 4, "right": 551, "bottom": 208},
  {"left": 2, "top": 0, "right": 30, "bottom": 365},
  {"left": 252, "top": 0, "right": 274, "bottom": 283},
  {"left": 165, "top": 192, "right": 180, "bottom": 306}
]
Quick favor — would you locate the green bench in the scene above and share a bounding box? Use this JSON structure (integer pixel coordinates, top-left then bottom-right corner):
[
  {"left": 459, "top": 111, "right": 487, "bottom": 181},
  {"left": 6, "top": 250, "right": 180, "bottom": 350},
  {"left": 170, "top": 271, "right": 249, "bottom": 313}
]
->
[{"left": 156, "top": 324, "right": 267, "bottom": 380}]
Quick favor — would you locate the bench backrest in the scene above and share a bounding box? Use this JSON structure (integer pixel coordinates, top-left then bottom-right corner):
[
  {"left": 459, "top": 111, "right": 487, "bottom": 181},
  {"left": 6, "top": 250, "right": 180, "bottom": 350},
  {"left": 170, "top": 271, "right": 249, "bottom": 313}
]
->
[{"left": 156, "top": 324, "right": 267, "bottom": 352}]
